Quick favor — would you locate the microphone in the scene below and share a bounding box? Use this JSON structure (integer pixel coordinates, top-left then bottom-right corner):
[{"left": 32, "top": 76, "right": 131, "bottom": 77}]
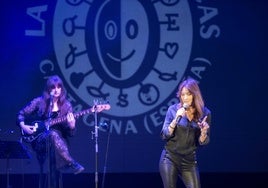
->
[
  {"left": 182, "top": 103, "right": 189, "bottom": 110},
  {"left": 175, "top": 103, "right": 189, "bottom": 124},
  {"left": 49, "top": 91, "right": 55, "bottom": 107},
  {"left": 50, "top": 91, "right": 55, "bottom": 96}
]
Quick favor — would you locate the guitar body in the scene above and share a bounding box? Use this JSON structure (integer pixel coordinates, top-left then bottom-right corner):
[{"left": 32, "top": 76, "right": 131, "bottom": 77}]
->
[{"left": 22, "top": 121, "right": 48, "bottom": 143}]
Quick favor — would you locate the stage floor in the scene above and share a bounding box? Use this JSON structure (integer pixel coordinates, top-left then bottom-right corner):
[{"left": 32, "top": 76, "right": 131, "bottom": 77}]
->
[{"left": 1, "top": 172, "right": 267, "bottom": 188}]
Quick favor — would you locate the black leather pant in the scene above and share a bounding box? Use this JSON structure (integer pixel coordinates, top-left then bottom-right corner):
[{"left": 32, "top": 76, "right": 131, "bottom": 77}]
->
[{"left": 159, "top": 149, "right": 201, "bottom": 188}]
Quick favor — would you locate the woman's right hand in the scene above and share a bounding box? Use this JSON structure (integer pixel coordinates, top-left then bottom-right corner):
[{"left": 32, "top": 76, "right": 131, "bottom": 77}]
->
[
  {"left": 175, "top": 107, "right": 186, "bottom": 119},
  {"left": 20, "top": 124, "right": 36, "bottom": 135}
]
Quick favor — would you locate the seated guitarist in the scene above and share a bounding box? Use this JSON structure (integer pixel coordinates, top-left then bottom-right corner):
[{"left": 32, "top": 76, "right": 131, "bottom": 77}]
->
[{"left": 17, "top": 75, "right": 84, "bottom": 186}]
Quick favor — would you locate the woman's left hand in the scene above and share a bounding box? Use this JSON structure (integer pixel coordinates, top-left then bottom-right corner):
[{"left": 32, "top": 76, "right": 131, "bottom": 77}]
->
[
  {"left": 198, "top": 116, "right": 209, "bottom": 135},
  {"left": 66, "top": 112, "right": 76, "bottom": 129}
]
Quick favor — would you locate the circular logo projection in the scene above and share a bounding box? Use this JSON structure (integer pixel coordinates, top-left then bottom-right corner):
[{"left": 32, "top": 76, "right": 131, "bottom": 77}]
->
[{"left": 53, "top": 0, "right": 192, "bottom": 132}]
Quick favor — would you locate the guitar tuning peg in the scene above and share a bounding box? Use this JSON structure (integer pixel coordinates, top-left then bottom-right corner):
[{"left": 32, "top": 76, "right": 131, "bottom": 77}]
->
[{"left": 93, "top": 99, "right": 98, "bottom": 105}]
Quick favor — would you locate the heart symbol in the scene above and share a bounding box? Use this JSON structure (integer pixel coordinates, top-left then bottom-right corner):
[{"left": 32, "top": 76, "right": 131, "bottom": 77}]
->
[{"left": 165, "top": 43, "right": 179, "bottom": 59}]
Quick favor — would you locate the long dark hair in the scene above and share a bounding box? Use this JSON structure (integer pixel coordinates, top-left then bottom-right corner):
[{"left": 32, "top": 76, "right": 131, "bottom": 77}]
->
[
  {"left": 41, "top": 75, "right": 70, "bottom": 116},
  {"left": 177, "top": 78, "right": 204, "bottom": 120}
]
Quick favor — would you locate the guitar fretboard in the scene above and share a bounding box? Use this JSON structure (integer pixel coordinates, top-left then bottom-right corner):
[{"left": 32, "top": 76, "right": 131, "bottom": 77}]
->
[{"left": 45, "top": 104, "right": 110, "bottom": 127}]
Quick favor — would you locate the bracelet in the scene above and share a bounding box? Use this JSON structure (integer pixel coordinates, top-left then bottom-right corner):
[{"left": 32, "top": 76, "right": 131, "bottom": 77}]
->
[{"left": 169, "top": 125, "right": 176, "bottom": 129}]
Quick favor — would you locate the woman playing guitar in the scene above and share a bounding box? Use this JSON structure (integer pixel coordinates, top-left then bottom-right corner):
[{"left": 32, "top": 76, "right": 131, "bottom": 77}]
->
[{"left": 17, "top": 75, "right": 84, "bottom": 187}]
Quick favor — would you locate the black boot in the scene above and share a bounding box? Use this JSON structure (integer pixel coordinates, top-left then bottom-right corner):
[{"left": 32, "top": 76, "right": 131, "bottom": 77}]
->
[
  {"left": 58, "top": 161, "right": 85, "bottom": 175},
  {"left": 70, "top": 162, "right": 85, "bottom": 175}
]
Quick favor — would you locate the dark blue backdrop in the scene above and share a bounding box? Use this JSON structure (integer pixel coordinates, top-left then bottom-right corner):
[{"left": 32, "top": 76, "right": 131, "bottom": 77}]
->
[{"left": 0, "top": 0, "right": 267, "bottom": 175}]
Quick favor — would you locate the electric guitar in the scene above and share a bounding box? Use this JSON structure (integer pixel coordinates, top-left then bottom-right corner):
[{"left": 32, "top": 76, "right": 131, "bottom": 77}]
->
[{"left": 21, "top": 103, "right": 111, "bottom": 143}]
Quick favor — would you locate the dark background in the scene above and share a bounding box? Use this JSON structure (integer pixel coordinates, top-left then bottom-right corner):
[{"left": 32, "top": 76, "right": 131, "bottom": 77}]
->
[{"left": 0, "top": 0, "right": 268, "bottom": 187}]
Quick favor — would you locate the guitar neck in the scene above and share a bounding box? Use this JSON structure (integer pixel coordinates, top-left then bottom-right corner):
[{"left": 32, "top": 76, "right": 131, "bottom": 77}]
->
[
  {"left": 46, "top": 104, "right": 110, "bottom": 127},
  {"left": 46, "top": 108, "right": 92, "bottom": 127}
]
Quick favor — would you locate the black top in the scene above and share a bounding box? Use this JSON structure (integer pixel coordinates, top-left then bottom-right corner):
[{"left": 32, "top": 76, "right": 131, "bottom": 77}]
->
[{"left": 161, "top": 103, "right": 211, "bottom": 155}]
